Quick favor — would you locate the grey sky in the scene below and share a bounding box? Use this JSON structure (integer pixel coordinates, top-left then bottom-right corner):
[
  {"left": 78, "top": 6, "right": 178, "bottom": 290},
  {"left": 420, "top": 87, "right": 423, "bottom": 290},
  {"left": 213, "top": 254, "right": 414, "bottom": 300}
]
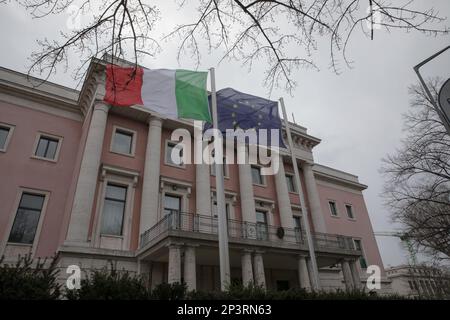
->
[{"left": 1, "top": 0, "right": 449, "bottom": 268}]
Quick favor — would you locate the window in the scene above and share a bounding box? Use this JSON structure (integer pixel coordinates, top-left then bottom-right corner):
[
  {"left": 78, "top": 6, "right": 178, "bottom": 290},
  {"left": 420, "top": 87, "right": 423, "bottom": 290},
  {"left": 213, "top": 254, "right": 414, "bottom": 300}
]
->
[
  {"left": 345, "top": 204, "right": 354, "bottom": 219},
  {"left": 212, "top": 201, "right": 230, "bottom": 221},
  {"left": 293, "top": 215, "right": 303, "bottom": 243},
  {"left": 256, "top": 210, "right": 268, "bottom": 240},
  {"left": 166, "top": 141, "right": 184, "bottom": 166},
  {"left": 286, "top": 174, "right": 296, "bottom": 192},
  {"left": 328, "top": 201, "right": 338, "bottom": 216},
  {"left": 164, "top": 194, "right": 181, "bottom": 216},
  {"left": 34, "top": 135, "right": 60, "bottom": 160},
  {"left": 111, "top": 128, "right": 134, "bottom": 155},
  {"left": 293, "top": 216, "right": 302, "bottom": 230},
  {"left": 0, "top": 124, "right": 14, "bottom": 151},
  {"left": 211, "top": 156, "right": 228, "bottom": 177},
  {"left": 251, "top": 166, "right": 263, "bottom": 185},
  {"left": 101, "top": 184, "right": 127, "bottom": 236},
  {"left": 8, "top": 193, "right": 45, "bottom": 244},
  {"left": 353, "top": 239, "right": 368, "bottom": 269}
]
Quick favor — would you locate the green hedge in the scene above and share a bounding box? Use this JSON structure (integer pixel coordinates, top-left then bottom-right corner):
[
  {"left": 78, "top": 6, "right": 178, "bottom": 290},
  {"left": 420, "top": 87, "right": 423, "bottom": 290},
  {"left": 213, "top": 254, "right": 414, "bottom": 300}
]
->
[
  {"left": 1, "top": 257, "right": 407, "bottom": 300},
  {"left": 0, "top": 254, "right": 60, "bottom": 300},
  {"left": 66, "top": 268, "right": 405, "bottom": 300}
]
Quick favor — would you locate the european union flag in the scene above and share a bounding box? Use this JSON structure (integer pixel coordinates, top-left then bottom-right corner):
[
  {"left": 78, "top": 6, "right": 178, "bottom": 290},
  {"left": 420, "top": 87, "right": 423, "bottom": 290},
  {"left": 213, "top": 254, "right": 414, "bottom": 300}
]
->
[{"left": 206, "top": 88, "right": 286, "bottom": 148}]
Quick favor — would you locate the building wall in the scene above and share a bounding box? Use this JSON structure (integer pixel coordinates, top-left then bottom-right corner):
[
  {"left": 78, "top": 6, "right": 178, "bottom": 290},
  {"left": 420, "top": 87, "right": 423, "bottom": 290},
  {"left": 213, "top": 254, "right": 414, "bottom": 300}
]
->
[
  {"left": 316, "top": 181, "right": 386, "bottom": 276},
  {"left": 0, "top": 100, "right": 81, "bottom": 257}
]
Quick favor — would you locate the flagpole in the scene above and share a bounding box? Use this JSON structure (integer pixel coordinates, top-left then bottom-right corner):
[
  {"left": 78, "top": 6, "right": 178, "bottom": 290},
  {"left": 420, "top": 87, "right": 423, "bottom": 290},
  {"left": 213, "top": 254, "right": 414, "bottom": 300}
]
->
[
  {"left": 279, "top": 97, "right": 321, "bottom": 291},
  {"left": 209, "top": 67, "right": 231, "bottom": 290}
]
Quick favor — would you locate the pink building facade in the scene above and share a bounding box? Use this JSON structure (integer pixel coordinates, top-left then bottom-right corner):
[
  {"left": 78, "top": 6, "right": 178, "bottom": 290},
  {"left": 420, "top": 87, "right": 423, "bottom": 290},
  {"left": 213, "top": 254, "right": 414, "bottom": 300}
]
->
[{"left": 0, "top": 59, "right": 389, "bottom": 292}]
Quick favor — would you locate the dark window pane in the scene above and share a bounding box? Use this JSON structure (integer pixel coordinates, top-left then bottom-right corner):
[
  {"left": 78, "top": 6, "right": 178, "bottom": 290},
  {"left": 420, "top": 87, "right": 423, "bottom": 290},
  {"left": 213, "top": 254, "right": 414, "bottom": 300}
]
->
[
  {"left": 20, "top": 193, "right": 45, "bottom": 210},
  {"left": 346, "top": 205, "right": 354, "bottom": 219},
  {"left": 101, "top": 184, "right": 127, "bottom": 236},
  {"left": 46, "top": 139, "right": 58, "bottom": 159},
  {"left": 164, "top": 195, "right": 181, "bottom": 215},
  {"left": 35, "top": 138, "right": 48, "bottom": 157},
  {"left": 329, "top": 201, "right": 338, "bottom": 216},
  {"left": 101, "top": 199, "right": 125, "bottom": 235},
  {"left": 0, "top": 127, "right": 10, "bottom": 149},
  {"left": 256, "top": 210, "right": 267, "bottom": 223},
  {"left": 286, "top": 175, "right": 295, "bottom": 192},
  {"left": 105, "top": 184, "right": 127, "bottom": 201},
  {"left": 251, "top": 166, "right": 262, "bottom": 184},
  {"left": 293, "top": 216, "right": 301, "bottom": 229},
  {"left": 113, "top": 130, "right": 133, "bottom": 154},
  {"left": 35, "top": 136, "right": 59, "bottom": 159},
  {"left": 8, "top": 193, "right": 45, "bottom": 244},
  {"left": 256, "top": 210, "right": 268, "bottom": 240},
  {"left": 166, "top": 143, "right": 183, "bottom": 165}
]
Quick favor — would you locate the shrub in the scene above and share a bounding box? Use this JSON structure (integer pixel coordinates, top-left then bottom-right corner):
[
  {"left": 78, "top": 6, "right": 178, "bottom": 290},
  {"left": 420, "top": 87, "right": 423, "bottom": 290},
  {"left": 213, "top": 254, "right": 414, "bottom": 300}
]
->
[
  {"left": 151, "top": 282, "right": 187, "bottom": 300},
  {"left": 0, "top": 254, "right": 60, "bottom": 300},
  {"left": 66, "top": 265, "right": 149, "bottom": 300}
]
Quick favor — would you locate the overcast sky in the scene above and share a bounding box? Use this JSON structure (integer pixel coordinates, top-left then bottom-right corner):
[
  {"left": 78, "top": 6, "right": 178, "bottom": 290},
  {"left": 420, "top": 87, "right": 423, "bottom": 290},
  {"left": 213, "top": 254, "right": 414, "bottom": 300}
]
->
[{"left": 1, "top": 1, "right": 449, "bottom": 268}]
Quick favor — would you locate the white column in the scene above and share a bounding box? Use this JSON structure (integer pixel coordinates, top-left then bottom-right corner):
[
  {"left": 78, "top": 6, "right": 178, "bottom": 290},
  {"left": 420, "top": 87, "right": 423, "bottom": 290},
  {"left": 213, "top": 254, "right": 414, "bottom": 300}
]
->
[
  {"left": 241, "top": 250, "right": 254, "bottom": 286},
  {"left": 195, "top": 137, "right": 211, "bottom": 216},
  {"left": 140, "top": 116, "right": 163, "bottom": 237},
  {"left": 184, "top": 245, "right": 197, "bottom": 291},
  {"left": 298, "top": 255, "right": 311, "bottom": 290},
  {"left": 238, "top": 145, "right": 256, "bottom": 223},
  {"left": 302, "top": 162, "right": 327, "bottom": 233},
  {"left": 253, "top": 252, "right": 266, "bottom": 289},
  {"left": 168, "top": 245, "right": 181, "bottom": 284},
  {"left": 66, "top": 102, "right": 110, "bottom": 243},
  {"left": 341, "top": 259, "right": 354, "bottom": 291},
  {"left": 274, "top": 158, "right": 295, "bottom": 229},
  {"left": 349, "top": 259, "right": 361, "bottom": 290}
]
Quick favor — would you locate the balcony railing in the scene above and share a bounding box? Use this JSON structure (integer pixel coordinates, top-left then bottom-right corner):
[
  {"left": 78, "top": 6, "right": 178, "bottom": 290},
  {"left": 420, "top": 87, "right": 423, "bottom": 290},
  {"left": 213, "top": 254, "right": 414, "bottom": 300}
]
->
[{"left": 140, "top": 211, "right": 358, "bottom": 253}]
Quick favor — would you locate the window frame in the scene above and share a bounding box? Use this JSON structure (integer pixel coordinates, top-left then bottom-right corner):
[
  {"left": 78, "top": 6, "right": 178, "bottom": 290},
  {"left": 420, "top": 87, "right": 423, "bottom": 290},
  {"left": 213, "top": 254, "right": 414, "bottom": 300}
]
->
[
  {"left": 31, "top": 132, "right": 63, "bottom": 162},
  {"left": 92, "top": 165, "right": 138, "bottom": 250},
  {"left": 251, "top": 165, "right": 266, "bottom": 186},
  {"left": 163, "top": 193, "right": 182, "bottom": 216},
  {"left": 211, "top": 155, "right": 229, "bottom": 178},
  {"left": 164, "top": 139, "right": 186, "bottom": 168},
  {"left": 285, "top": 173, "right": 296, "bottom": 193},
  {"left": 353, "top": 238, "right": 368, "bottom": 269},
  {"left": 1, "top": 188, "right": 50, "bottom": 258},
  {"left": 255, "top": 209, "right": 269, "bottom": 241},
  {"left": 100, "top": 183, "right": 128, "bottom": 237},
  {"left": 328, "top": 200, "right": 339, "bottom": 217},
  {"left": 110, "top": 125, "right": 137, "bottom": 157},
  {"left": 345, "top": 203, "right": 355, "bottom": 220},
  {"left": 0, "top": 123, "right": 15, "bottom": 152}
]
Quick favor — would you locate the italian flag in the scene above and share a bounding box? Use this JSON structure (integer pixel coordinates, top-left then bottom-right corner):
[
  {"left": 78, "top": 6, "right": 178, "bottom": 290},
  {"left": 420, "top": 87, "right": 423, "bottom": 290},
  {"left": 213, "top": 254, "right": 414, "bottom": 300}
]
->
[{"left": 104, "top": 65, "right": 211, "bottom": 122}]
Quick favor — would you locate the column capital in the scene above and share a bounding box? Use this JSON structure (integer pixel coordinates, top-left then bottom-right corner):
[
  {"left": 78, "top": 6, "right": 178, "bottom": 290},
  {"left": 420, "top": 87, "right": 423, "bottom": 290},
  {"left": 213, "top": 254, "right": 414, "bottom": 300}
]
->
[
  {"left": 166, "top": 242, "right": 183, "bottom": 249},
  {"left": 147, "top": 115, "right": 163, "bottom": 126},
  {"left": 302, "top": 161, "right": 315, "bottom": 169},
  {"left": 94, "top": 101, "right": 111, "bottom": 113},
  {"left": 242, "top": 249, "right": 254, "bottom": 254},
  {"left": 298, "top": 253, "right": 309, "bottom": 259}
]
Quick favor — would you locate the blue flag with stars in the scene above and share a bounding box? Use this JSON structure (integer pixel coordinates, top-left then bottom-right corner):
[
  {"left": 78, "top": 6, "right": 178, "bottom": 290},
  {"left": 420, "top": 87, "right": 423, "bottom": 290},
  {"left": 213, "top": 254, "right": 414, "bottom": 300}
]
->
[{"left": 206, "top": 88, "right": 287, "bottom": 148}]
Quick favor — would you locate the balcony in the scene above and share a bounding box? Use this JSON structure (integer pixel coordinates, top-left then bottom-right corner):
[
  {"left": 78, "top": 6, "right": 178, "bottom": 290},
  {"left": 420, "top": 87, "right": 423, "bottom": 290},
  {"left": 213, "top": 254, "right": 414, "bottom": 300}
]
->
[{"left": 139, "top": 212, "right": 359, "bottom": 258}]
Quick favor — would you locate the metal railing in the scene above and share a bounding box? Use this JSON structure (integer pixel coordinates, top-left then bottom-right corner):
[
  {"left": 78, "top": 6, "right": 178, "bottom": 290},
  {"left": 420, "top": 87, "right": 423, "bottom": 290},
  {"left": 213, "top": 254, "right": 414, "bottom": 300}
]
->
[{"left": 140, "top": 211, "right": 358, "bottom": 253}]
